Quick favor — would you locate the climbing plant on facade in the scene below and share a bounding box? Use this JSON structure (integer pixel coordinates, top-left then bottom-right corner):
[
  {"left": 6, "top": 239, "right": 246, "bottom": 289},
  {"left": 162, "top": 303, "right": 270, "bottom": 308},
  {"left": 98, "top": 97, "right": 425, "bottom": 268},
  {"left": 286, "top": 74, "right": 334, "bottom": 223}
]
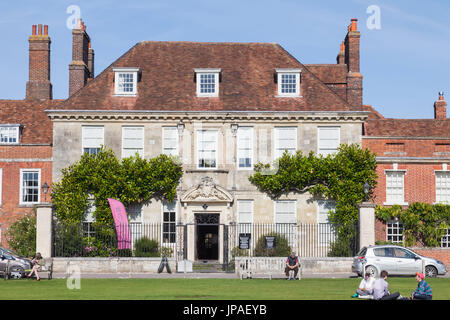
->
[
  {"left": 51, "top": 147, "right": 183, "bottom": 224},
  {"left": 376, "top": 203, "right": 450, "bottom": 247},
  {"left": 249, "top": 144, "right": 378, "bottom": 255}
]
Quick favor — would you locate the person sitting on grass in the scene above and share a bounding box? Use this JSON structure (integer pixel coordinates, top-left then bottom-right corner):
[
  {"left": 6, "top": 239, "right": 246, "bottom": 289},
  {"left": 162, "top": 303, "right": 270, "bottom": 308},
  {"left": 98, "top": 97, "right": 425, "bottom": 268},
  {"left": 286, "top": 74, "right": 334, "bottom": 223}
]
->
[
  {"left": 410, "top": 272, "right": 432, "bottom": 300},
  {"left": 27, "top": 252, "right": 41, "bottom": 281},
  {"left": 372, "top": 270, "right": 400, "bottom": 300},
  {"left": 352, "top": 271, "right": 375, "bottom": 298},
  {"left": 285, "top": 252, "right": 299, "bottom": 280}
]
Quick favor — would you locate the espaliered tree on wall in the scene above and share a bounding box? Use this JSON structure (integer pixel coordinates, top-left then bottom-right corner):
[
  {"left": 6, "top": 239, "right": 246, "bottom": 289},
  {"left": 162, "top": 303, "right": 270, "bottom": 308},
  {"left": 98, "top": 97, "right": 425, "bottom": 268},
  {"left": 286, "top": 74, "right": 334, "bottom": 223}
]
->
[
  {"left": 376, "top": 203, "right": 450, "bottom": 247},
  {"left": 51, "top": 147, "right": 183, "bottom": 224},
  {"left": 249, "top": 144, "right": 378, "bottom": 255}
]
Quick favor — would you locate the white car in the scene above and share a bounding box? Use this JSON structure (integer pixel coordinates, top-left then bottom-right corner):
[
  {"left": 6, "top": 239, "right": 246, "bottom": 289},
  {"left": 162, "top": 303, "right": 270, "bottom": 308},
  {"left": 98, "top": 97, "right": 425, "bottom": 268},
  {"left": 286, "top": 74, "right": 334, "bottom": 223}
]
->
[{"left": 352, "top": 245, "right": 447, "bottom": 278}]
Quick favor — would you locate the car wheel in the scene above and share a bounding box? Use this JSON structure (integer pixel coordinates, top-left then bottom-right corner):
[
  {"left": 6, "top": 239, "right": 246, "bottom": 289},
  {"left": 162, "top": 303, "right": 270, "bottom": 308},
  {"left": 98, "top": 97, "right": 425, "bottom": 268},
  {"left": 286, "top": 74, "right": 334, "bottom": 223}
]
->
[
  {"left": 364, "top": 265, "right": 378, "bottom": 278},
  {"left": 10, "top": 266, "right": 25, "bottom": 279},
  {"left": 425, "top": 265, "right": 438, "bottom": 278}
]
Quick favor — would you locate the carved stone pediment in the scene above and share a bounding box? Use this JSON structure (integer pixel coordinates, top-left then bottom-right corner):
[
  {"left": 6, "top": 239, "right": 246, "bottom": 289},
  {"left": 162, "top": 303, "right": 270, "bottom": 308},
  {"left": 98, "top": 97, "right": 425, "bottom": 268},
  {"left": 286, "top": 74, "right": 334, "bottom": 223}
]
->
[{"left": 181, "top": 177, "right": 233, "bottom": 204}]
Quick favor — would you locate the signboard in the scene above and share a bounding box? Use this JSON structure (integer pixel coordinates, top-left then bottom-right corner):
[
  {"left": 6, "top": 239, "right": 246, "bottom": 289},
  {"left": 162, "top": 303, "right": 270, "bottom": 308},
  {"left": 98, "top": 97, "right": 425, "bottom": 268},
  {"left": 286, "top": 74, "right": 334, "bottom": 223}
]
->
[
  {"left": 264, "top": 236, "right": 276, "bottom": 249},
  {"left": 239, "top": 234, "right": 251, "bottom": 250},
  {"left": 107, "top": 198, "right": 131, "bottom": 250}
]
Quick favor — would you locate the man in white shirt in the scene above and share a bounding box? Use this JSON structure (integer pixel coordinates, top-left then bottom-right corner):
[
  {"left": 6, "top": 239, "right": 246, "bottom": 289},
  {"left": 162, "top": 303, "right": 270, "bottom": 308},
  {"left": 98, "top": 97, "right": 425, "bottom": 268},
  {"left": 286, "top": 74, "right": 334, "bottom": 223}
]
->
[
  {"left": 352, "top": 272, "right": 375, "bottom": 298},
  {"left": 372, "top": 270, "right": 400, "bottom": 300}
]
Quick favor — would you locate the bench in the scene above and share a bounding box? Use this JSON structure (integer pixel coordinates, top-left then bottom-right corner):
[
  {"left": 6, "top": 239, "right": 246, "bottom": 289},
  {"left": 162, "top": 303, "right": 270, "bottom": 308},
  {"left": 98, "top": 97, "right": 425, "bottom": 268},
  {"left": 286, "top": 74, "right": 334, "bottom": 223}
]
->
[
  {"left": 37, "top": 258, "right": 53, "bottom": 280},
  {"left": 0, "top": 259, "right": 10, "bottom": 280},
  {"left": 236, "top": 257, "right": 302, "bottom": 280}
]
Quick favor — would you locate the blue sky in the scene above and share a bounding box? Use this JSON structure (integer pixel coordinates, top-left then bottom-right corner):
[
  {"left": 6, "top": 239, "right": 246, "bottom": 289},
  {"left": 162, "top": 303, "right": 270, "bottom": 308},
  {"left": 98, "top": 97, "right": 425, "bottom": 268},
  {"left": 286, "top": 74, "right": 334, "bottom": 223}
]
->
[{"left": 1, "top": 0, "right": 449, "bottom": 119}]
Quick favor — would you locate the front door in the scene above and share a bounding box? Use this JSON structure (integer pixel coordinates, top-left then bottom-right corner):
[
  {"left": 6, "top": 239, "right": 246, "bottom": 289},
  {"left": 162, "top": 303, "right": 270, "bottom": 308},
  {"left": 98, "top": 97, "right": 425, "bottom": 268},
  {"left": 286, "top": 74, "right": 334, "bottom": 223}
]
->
[{"left": 195, "top": 213, "right": 219, "bottom": 261}]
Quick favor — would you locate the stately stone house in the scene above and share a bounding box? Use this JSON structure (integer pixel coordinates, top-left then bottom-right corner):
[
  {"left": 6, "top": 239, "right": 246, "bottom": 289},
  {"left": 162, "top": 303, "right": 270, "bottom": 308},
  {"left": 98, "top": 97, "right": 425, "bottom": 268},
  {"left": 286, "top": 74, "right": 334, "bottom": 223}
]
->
[{"left": 43, "top": 18, "right": 368, "bottom": 261}]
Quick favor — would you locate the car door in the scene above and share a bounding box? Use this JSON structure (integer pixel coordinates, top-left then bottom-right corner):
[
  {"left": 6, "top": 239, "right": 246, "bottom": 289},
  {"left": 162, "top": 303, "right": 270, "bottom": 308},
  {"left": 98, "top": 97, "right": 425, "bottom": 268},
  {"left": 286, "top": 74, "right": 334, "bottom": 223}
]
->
[
  {"left": 393, "top": 247, "right": 422, "bottom": 275},
  {"left": 372, "top": 247, "right": 398, "bottom": 274}
]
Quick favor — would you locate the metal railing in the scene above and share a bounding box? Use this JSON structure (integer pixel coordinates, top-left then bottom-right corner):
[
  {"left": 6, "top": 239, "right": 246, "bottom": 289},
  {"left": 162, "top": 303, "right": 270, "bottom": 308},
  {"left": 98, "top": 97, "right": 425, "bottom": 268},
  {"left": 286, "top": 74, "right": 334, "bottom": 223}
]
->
[{"left": 52, "top": 222, "right": 358, "bottom": 259}]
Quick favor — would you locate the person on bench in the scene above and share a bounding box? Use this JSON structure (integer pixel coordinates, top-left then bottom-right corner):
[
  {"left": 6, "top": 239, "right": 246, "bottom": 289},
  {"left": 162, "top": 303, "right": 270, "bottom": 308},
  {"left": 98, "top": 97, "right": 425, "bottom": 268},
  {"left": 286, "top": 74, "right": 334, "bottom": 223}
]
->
[{"left": 285, "top": 252, "right": 299, "bottom": 280}]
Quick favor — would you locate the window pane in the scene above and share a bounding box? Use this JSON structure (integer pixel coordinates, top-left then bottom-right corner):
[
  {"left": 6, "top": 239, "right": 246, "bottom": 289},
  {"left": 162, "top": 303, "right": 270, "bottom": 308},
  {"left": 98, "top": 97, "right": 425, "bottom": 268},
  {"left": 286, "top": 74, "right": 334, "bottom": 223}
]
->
[
  {"left": 237, "top": 127, "right": 253, "bottom": 168},
  {"left": 21, "top": 170, "right": 39, "bottom": 203},
  {"left": 122, "top": 127, "right": 144, "bottom": 158},
  {"left": 275, "top": 127, "right": 296, "bottom": 159},
  {"left": 198, "top": 130, "right": 218, "bottom": 168}
]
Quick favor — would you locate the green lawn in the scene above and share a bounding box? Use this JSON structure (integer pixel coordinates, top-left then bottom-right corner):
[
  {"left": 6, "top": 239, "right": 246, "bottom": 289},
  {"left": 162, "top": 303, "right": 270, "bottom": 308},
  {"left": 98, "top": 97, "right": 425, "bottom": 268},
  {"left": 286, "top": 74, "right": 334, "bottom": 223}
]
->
[{"left": 1, "top": 277, "right": 449, "bottom": 300}]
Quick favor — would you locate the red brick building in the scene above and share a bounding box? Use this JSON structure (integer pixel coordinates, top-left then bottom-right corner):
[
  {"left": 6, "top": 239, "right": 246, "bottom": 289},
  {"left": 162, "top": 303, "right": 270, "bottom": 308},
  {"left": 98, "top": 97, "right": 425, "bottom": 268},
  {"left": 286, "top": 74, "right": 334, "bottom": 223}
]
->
[
  {"left": 363, "top": 95, "right": 450, "bottom": 248},
  {"left": 0, "top": 21, "right": 94, "bottom": 246}
]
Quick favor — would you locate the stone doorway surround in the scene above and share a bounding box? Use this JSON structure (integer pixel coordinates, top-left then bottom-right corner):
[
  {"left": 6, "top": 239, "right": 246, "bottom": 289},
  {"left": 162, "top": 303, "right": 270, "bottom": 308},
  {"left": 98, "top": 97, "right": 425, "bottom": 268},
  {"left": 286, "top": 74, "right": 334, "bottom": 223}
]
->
[{"left": 180, "top": 177, "right": 233, "bottom": 263}]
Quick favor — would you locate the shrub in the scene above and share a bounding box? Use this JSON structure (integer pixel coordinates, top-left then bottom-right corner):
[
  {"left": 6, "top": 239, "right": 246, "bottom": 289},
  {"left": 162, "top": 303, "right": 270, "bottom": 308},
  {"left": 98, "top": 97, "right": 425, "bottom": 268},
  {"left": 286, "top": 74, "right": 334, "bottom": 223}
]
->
[
  {"left": 6, "top": 212, "right": 36, "bottom": 257},
  {"left": 254, "top": 232, "right": 291, "bottom": 257},
  {"left": 134, "top": 237, "right": 160, "bottom": 257}
]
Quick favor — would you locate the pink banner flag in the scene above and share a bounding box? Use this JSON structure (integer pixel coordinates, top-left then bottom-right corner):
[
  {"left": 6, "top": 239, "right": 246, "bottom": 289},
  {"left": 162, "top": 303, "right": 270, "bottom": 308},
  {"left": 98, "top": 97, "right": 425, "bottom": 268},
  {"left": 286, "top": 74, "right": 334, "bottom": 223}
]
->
[{"left": 107, "top": 198, "right": 131, "bottom": 250}]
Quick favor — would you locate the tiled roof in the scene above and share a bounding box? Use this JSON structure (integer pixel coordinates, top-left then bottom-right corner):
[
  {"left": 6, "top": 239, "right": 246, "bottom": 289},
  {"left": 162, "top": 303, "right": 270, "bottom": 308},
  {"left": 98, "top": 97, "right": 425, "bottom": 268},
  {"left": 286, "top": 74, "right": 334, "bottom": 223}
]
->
[
  {"left": 56, "top": 41, "right": 352, "bottom": 112},
  {"left": 364, "top": 118, "right": 450, "bottom": 137},
  {"left": 0, "top": 99, "right": 64, "bottom": 144}
]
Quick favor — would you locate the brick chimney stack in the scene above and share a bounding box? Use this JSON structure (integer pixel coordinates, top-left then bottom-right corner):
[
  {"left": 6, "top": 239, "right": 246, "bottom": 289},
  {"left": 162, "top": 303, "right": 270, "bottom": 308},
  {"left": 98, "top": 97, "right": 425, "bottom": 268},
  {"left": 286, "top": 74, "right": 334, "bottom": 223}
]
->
[
  {"left": 336, "top": 41, "right": 345, "bottom": 65},
  {"left": 26, "top": 24, "right": 52, "bottom": 100},
  {"left": 434, "top": 92, "right": 447, "bottom": 119},
  {"left": 69, "top": 19, "right": 93, "bottom": 96},
  {"left": 344, "top": 18, "right": 363, "bottom": 110},
  {"left": 88, "top": 41, "right": 95, "bottom": 80}
]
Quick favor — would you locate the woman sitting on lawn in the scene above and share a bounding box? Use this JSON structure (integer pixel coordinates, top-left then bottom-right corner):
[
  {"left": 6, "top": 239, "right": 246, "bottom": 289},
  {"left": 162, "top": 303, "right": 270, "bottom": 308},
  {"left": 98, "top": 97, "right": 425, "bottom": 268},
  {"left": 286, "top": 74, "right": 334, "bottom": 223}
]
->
[{"left": 27, "top": 252, "right": 42, "bottom": 281}]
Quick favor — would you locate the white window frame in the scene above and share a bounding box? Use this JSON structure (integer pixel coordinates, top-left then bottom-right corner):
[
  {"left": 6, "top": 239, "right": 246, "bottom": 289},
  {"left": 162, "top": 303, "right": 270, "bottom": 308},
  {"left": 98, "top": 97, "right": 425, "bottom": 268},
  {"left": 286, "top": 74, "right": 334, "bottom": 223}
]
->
[
  {"left": 162, "top": 127, "right": 179, "bottom": 157},
  {"left": 197, "top": 129, "right": 218, "bottom": 169},
  {"left": 435, "top": 171, "right": 450, "bottom": 204},
  {"left": 19, "top": 169, "right": 41, "bottom": 205},
  {"left": 162, "top": 202, "right": 177, "bottom": 245},
  {"left": 318, "top": 126, "right": 341, "bottom": 156},
  {"left": 386, "top": 219, "right": 404, "bottom": 244},
  {"left": 274, "top": 200, "right": 297, "bottom": 247},
  {"left": 0, "top": 168, "right": 2, "bottom": 206},
  {"left": 317, "top": 200, "right": 337, "bottom": 246},
  {"left": 82, "top": 126, "right": 104, "bottom": 155},
  {"left": 237, "top": 127, "right": 253, "bottom": 170},
  {"left": 194, "top": 68, "right": 221, "bottom": 97},
  {"left": 122, "top": 126, "right": 144, "bottom": 158},
  {"left": 274, "top": 127, "right": 297, "bottom": 160},
  {"left": 113, "top": 68, "right": 139, "bottom": 96},
  {"left": 384, "top": 170, "right": 408, "bottom": 205},
  {"left": 276, "top": 69, "right": 301, "bottom": 97},
  {"left": 441, "top": 228, "right": 450, "bottom": 248},
  {"left": 0, "top": 125, "right": 20, "bottom": 144},
  {"left": 237, "top": 200, "right": 254, "bottom": 250}
]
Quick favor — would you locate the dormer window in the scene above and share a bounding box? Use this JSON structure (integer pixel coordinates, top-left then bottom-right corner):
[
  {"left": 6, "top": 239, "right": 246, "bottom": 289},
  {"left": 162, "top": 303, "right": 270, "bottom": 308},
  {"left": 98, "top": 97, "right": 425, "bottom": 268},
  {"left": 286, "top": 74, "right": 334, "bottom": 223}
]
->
[
  {"left": 0, "top": 124, "right": 21, "bottom": 144},
  {"left": 276, "top": 69, "right": 301, "bottom": 97},
  {"left": 194, "top": 68, "right": 221, "bottom": 97},
  {"left": 113, "top": 68, "right": 139, "bottom": 96}
]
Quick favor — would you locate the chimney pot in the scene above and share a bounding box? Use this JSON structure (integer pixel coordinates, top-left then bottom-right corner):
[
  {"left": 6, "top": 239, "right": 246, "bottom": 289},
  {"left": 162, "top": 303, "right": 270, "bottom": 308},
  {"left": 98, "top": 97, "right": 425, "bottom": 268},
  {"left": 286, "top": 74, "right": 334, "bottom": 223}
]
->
[
  {"left": 32, "top": 25, "right": 37, "bottom": 35},
  {"left": 38, "top": 24, "right": 42, "bottom": 35},
  {"left": 350, "top": 18, "right": 358, "bottom": 32},
  {"left": 439, "top": 91, "right": 444, "bottom": 101},
  {"left": 44, "top": 25, "right": 48, "bottom": 36}
]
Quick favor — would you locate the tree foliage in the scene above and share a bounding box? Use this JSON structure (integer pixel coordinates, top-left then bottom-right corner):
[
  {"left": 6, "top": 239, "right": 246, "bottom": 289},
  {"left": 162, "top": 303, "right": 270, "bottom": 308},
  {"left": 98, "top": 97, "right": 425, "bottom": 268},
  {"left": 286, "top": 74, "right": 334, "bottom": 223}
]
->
[
  {"left": 51, "top": 147, "right": 183, "bottom": 224},
  {"left": 249, "top": 144, "right": 378, "bottom": 227},
  {"left": 376, "top": 203, "right": 450, "bottom": 247},
  {"left": 6, "top": 211, "right": 36, "bottom": 257}
]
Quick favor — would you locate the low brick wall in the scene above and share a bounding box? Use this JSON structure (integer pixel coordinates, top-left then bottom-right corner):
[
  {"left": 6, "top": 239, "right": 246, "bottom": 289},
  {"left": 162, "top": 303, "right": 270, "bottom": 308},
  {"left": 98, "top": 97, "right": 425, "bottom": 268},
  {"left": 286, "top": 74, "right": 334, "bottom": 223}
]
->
[
  {"left": 409, "top": 248, "right": 450, "bottom": 269},
  {"left": 53, "top": 257, "right": 176, "bottom": 274}
]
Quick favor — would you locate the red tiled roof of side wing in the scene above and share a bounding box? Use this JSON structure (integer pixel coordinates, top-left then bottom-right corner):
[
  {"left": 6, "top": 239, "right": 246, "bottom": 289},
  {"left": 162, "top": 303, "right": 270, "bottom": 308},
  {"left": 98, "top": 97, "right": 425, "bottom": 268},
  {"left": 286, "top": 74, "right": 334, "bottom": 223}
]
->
[
  {"left": 55, "top": 41, "right": 352, "bottom": 112},
  {"left": 364, "top": 118, "right": 450, "bottom": 137},
  {"left": 0, "top": 99, "right": 64, "bottom": 144}
]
